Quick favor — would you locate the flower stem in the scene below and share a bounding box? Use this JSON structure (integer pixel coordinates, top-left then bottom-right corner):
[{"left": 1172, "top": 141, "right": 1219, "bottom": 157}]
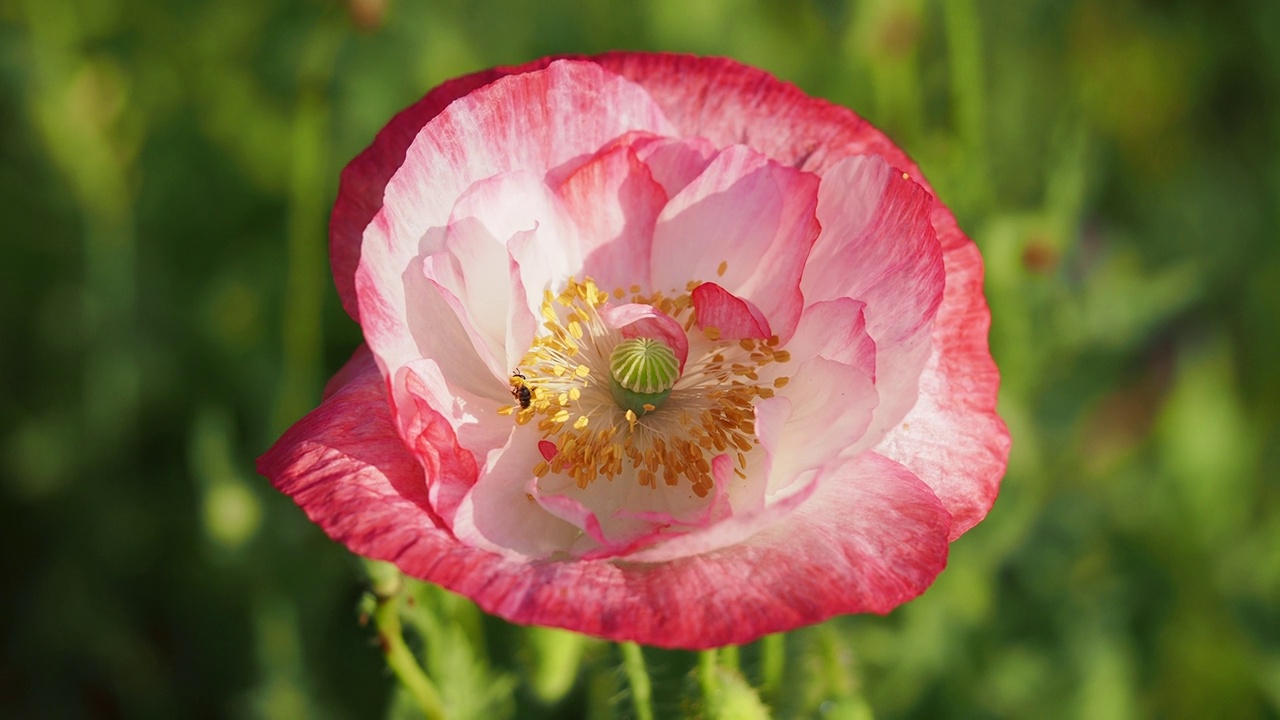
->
[
  {"left": 699, "top": 649, "right": 719, "bottom": 717},
  {"left": 619, "top": 642, "right": 653, "bottom": 720},
  {"left": 273, "top": 13, "right": 343, "bottom": 434},
  {"left": 759, "top": 633, "right": 785, "bottom": 698},
  {"left": 720, "top": 644, "right": 740, "bottom": 672},
  {"left": 370, "top": 572, "right": 444, "bottom": 720}
]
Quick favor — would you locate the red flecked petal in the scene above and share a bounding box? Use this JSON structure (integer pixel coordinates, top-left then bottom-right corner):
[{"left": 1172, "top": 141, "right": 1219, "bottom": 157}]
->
[
  {"left": 591, "top": 52, "right": 908, "bottom": 176},
  {"left": 690, "top": 282, "right": 771, "bottom": 341},
  {"left": 396, "top": 363, "right": 481, "bottom": 520},
  {"left": 591, "top": 52, "right": 1007, "bottom": 534},
  {"left": 355, "top": 60, "right": 674, "bottom": 381},
  {"left": 651, "top": 145, "right": 819, "bottom": 341},
  {"left": 301, "top": 52, "right": 1007, "bottom": 648},
  {"left": 600, "top": 303, "right": 689, "bottom": 371},
  {"left": 257, "top": 350, "right": 448, "bottom": 544},
  {"left": 802, "top": 155, "right": 943, "bottom": 444},
  {"left": 557, "top": 143, "right": 668, "bottom": 292},
  {"left": 415, "top": 451, "right": 947, "bottom": 648},
  {"left": 873, "top": 209, "right": 1010, "bottom": 539}
]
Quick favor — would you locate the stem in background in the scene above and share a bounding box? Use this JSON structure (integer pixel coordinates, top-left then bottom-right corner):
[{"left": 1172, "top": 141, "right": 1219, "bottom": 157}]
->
[
  {"left": 371, "top": 572, "right": 444, "bottom": 720},
  {"left": 273, "top": 14, "right": 344, "bottom": 435},
  {"left": 720, "top": 644, "right": 740, "bottom": 672},
  {"left": 619, "top": 642, "right": 653, "bottom": 720},
  {"left": 699, "top": 649, "right": 719, "bottom": 718},
  {"left": 943, "top": 0, "right": 992, "bottom": 208},
  {"left": 759, "top": 633, "right": 785, "bottom": 698}
]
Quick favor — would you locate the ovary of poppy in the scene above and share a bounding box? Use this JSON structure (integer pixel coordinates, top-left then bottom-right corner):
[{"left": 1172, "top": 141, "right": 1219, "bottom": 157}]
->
[{"left": 259, "top": 52, "right": 1010, "bottom": 649}]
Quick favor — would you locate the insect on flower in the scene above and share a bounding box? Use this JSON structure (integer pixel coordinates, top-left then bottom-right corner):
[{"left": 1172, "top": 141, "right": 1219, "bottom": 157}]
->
[
  {"left": 259, "top": 52, "right": 1010, "bottom": 650},
  {"left": 509, "top": 371, "right": 533, "bottom": 409}
]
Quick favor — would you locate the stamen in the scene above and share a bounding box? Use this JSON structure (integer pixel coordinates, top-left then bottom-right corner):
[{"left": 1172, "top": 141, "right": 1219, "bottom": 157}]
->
[{"left": 499, "top": 277, "right": 783, "bottom": 498}]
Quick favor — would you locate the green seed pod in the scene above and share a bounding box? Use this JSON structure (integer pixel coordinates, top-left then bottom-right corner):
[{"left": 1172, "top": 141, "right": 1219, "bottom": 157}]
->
[{"left": 609, "top": 337, "right": 679, "bottom": 415}]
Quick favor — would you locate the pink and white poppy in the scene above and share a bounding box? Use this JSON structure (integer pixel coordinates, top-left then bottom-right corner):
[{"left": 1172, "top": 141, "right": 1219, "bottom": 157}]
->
[{"left": 259, "top": 52, "right": 1010, "bottom": 649}]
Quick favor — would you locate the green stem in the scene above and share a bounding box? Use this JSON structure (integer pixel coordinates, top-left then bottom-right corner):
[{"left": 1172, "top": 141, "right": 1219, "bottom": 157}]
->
[
  {"left": 372, "top": 575, "right": 444, "bottom": 720},
  {"left": 943, "top": 0, "right": 991, "bottom": 209},
  {"left": 759, "top": 633, "right": 785, "bottom": 698},
  {"left": 619, "top": 642, "right": 653, "bottom": 720},
  {"left": 699, "top": 649, "right": 719, "bottom": 718},
  {"left": 720, "top": 644, "right": 740, "bottom": 672},
  {"left": 273, "top": 15, "right": 343, "bottom": 434}
]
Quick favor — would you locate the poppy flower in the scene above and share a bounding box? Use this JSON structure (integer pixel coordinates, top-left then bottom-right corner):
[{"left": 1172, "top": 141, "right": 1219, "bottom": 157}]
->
[{"left": 259, "top": 52, "right": 1009, "bottom": 649}]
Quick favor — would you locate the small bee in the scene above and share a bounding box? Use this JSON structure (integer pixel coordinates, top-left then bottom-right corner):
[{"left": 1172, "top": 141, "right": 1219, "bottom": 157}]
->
[{"left": 509, "top": 371, "right": 532, "bottom": 409}]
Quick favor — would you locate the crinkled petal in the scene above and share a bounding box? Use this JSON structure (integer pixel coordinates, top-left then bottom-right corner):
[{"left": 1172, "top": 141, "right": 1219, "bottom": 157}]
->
[
  {"left": 650, "top": 144, "right": 819, "bottom": 341},
  {"left": 258, "top": 351, "right": 449, "bottom": 544},
  {"left": 802, "top": 155, "right": 943, "bottom": 443},
  {"left": 767, "top": 356, "right": 877, "bottom": 485},
  {"left": 257, "top": 313, "right": 951, "bottom": 649},
  {"left": 557, "top": 143, "right": 668, "bottom": 292},
  {"left": 396, "top": 367, "right": 482, "bottom": 523},
  {"left": 592, "top": 52, "right": 910, "bottom": 175},
  {"left": 784, "top": 298, "right": 876, "bottom": 376},
  {"left": 691, "top": 282, "right": 771, "bottom": 341},
  {"left": 356, "top": 60, "right": 675, "bottom": 387},
  {"left": 450, "top": 427, "right": 583, "bottom": 558},
  {"left": 396, "top": 359, "right": 504, "bottom": 521},
  {"left": 873, "top": 209, "right": 1010, "bottom": 538},
  {"left": 631, "top": 135, "right": 718, "bottom": 198},
  {"left": 436, "top": 452, "right": 948, "bottom": 648},
  {"left": 600, "top": 303, "right": 689, "bottom": 371}
]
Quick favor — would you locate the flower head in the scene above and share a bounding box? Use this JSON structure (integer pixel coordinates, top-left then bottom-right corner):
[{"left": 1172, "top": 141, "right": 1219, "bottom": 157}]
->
[{"left": 259, "top": 52, "right": 1010, "bottom": 649}]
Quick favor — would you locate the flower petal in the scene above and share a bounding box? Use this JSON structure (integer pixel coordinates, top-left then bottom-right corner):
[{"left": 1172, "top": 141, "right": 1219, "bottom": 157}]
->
[
  {"left": 557, "top": 143, "right": 668, "bottom": 292},
  {"left": 650, "top": 145, "right": 819, "bottom": 341},
  {"left": 873, "top": 209, "right": 1010, "bottom": 539},
  {"left": 584, "top": 53, "right": 1008, "bottom": 533},
  {"left": 784, "top": 298, "right": 877, "bottom": 376},
  {"left": 592, "top": 52, "right": 906, "bottom": 175},
  {"left": 429, "top": 452, "right": 947, "bottom": 649},
  {"left": 599, "top": 303, "right": 689, "bottom": 371},
  {"left": 690, "top": 282, "right": 771, "bottom": 341},
  {"left": 396, "top": 359, "right": 503, "bottom": 521},
  {"left": 330, "top": 65, "right": 528, "bottom": 320},
  {"left": 449, "top": 427, "right": 583, "bottom": 558},
  {"left": 802, "top": 155, "right": 943, "bottom": 444},
  {"left": 258, "top": 350, "right": 450, "bottom": 548},
  {"left": 631, "top": 135, "right": 718, "bottom": 198},
  {"left": 356, "top": 60, "right": 675, "bottom": 384},
  {"left": 764, "top": 356, "right": 877, "bottom": 488},
  {"left": 259, "top": 329, "right": 950, "bottom": 648}
]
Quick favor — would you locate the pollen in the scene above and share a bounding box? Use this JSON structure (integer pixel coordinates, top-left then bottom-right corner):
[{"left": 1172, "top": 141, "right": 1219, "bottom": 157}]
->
[{"left": 499, "top": 276, "right": 787, "bottom": 499}]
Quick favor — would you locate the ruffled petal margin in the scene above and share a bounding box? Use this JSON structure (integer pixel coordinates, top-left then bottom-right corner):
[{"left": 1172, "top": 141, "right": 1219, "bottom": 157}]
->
[{"left": 260, "top": 356, "right": 950, "bottom": 648}]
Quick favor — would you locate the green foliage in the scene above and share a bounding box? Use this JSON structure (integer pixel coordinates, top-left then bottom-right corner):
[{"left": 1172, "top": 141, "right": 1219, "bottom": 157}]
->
[{"left": 3, "top": 0, "right": 1279, "bottom": 717}]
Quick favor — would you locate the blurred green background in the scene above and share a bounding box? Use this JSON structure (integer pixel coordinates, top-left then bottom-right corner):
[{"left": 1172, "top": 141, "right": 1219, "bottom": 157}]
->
[{"left": 3, "top": 0, "right": 1278, "bottom": 717}]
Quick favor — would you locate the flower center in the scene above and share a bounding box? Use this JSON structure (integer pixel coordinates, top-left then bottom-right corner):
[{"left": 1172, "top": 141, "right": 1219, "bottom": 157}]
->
[
  {"left": 609, "top": 337, "right": 678, "bottom": 416},
  {"left": 500, "top": 277, "right": 790, "bottom": 497}
]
